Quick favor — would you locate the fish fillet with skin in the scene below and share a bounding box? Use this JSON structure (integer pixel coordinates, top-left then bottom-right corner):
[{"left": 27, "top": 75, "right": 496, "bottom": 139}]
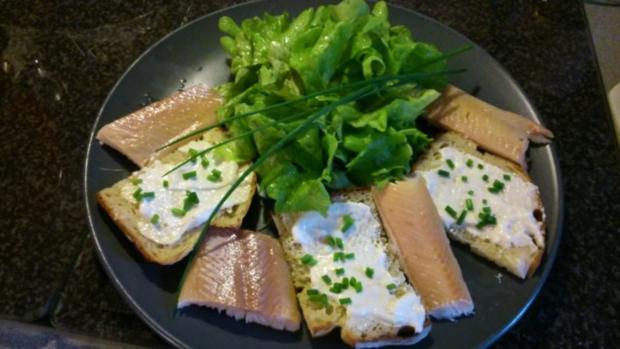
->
[
  {"left": 96, "top": 84, "right": 222, "bottom": 167},
  {"left": 178, "top": 227, "right": 301, "bottom": 332},
  {"left": 425, "top": 85, "right": 553, "bottom": 168},
  {"left": 374, "top": 177, "right": 474, "bottom": 320}
]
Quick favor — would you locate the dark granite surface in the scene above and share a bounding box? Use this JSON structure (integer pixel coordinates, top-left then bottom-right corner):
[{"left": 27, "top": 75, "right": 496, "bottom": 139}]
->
[{"left": 1, "top": 0, "right": 619, "bottom": 348}]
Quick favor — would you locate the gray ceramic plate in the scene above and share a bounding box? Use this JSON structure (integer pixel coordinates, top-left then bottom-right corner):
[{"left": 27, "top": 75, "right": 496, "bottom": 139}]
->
[{"left": 84, "top": 1, "right": 563, "bottom": 348}]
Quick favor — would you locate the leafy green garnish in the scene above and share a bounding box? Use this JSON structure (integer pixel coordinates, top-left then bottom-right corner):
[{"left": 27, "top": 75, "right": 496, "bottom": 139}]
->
[{"left": 215, "top": 0, "right": 454, "bottom": 213}]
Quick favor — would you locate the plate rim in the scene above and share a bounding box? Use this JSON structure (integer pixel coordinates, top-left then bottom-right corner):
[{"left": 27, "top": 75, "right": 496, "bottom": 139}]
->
[{"left": 83, "top": 1, "right": 564, "bottom": 348}]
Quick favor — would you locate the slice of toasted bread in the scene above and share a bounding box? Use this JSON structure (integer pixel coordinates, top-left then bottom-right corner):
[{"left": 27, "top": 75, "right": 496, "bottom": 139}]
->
[
  {"left": 273, "top": 189, "right": 431, "bottom": 348},
  {"left": 412, "top": 132, "right": 545, "bottom": 279},
  {"left": 96, "top": 128, "right": 256, "bottom": 265}
]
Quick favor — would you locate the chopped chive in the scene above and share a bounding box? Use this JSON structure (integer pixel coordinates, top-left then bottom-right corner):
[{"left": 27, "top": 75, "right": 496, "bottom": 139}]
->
[
  {"left": 445, "top": 205, "right": 458, "bottom": 219},
  {"left": 130, "top": 178, "right": 142, "bottom": 185},
  {"left": 183, "top": 191, "right": 199, "bottom": 211},
  {"left": 333, "top": 252, "right": 346, "bottom": 262},
  {"left": 308, "top": 294, "right": 327, "bottom": 304},
  {"left": 437, "top": 169, "right": 450, "bottom": 178},
  {"left": 446, "top": 159, "right": 455, "bottom": 169},
  {"left": 468, "top": 190, "right": 474, "bottom": 196},
  {"left": 345, "top": 252, "right": 355, "bottom": 260},
  {"left": 489, "top": 180, "right": 505, "bottom": 193},
  {"left": 386, "top": 283, "right": 397, "bottom": 291},
  {"left": 163, "top": 180, "right": 169, "bottom": 188},
  {"left": 341, "top": 277, "right": 350, "bottom": 288},
  {"left": 466, "top": 198, "right": 474, "bottom": 211},
  {"left": 503, "top": 174, "right": 511, "bottom": 181},
  {"left": 171, "top": 207, "right": 186, "bottom": 217},
  {"left": 483, "top": 199, "right": 488, "bottom": 205},
  {"left": 461, "top": 175, "right": 468, "bottom": 183},
  {"left": 335, "top": 237, "right": 344, "bottom": 249},
  {"left": 182, "top": 171, "right": 197, "bottom": 180},
  {"left": 132, "top": 188, "right": 143, "bottom": 202},
  {"left": 353, "top": 282, "right": 363, "bottom": 293},
  {"left": 188, "top": 148, "right": 199, "bottom": 163},
  {"left": 335, "top": 268, "right": 345, "bottom": 276},
  {"left": 341, "top": 215, "right": 354, "bottom": 232},
  {"left": 456, "top": 210, "right": 467, "bottom": 225},
  {"left": 207, "top": 169, "right": 222, "bottom": 182},
  {"left": 329, "top": 284, "right": 342, "bottom": 294},
  {"left": 478, "top": 164, "right": 484, "bottom": 169},
  {"left": 476, "top": 206, "right": 497, "bottom": 229},
  {"left": 466, "top": 159, "right": 474, "bottom": 168},
  {"left": 201, "top": 158, "right": 210, "bottom": 169},
  {"left": 482, "top": 174, "right": 489, "bottom": 182},
  {"left": 150, "top": 214, "right": 159, "bottom": 224},
  {"left": 306, "top": 289, "right": 319, "bottom": 296},
  {"left": 301, "top": 254, "right": 317, "bottom": 266},
  {"left": 339, "top": 297, "right": 352, "bottom": 305},
  {"left": 322, "top": 275, "right": 332, "bottom": 285},
  {"left": 141, "top": 191, "right": 155, "bottom": 199},
  {"left": 365, "top": 267, "right": 374, "bottom": 279},
  {"left": 325, "top": 236, "right": 336, "bottom": 248}
]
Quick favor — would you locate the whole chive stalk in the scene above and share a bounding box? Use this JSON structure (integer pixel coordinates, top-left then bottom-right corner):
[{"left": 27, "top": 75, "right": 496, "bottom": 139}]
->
[
  {"left": 164, "top": 69, "right": 470, "bottom": 177},
  {"left": 163, "top": 110, "right": 312, "bottom": 176},
  {"left": 158, "top": 56, "right": 471, "bottom": 152},
  {"left": 174, "top": 84, "right": 380, "bottom": 303}
]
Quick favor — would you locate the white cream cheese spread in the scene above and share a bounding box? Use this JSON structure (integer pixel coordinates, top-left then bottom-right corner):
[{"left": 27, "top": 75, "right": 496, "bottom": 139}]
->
[
  {"left": 417, "top": 146, "right": 544, "bottom": 249},
  {"left": 120, "top": 139, "right": 253, "bottom": 245},
  {"left": 292, "top": 202, "right": 426, "bottom": 334}
]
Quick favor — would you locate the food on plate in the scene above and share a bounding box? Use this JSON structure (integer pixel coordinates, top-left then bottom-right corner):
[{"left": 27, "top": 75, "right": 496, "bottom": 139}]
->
[
  {"left": 96, "top": 84, "right": 222, "bottom": 167},
  {"left": 214, "top": 0, "right": 450, "bottom": 215},
  {"left": 96, "top": 128, "right": 256, "bottom": 264},
  {"left": 274, "top": 190, "right": 431, "bottom": 348},
  {"left": 413, "top": 132, "right": 546, "bottom": 279},
  {"left": 94, "top": 0, "right": 556, "bottom": 346},
  {"left": 374, "top": 177, "right": 474, "bottom": 320},
  {"left": 425, "top": 85, "right": 553, "bottom": 168},
  {"left": 178, "top": 227, "right": 301, "bottom": 332}
]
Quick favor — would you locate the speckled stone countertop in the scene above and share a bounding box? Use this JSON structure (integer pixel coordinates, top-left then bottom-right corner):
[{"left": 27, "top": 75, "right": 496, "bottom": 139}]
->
[{"left": 1, "top": 0, "right": 619, "bottom": 348}]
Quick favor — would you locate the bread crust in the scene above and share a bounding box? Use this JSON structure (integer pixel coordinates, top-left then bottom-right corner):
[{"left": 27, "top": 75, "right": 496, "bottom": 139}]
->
[
  {"left": 412, "top": 132, "right": 546, "bottom": 279},
  {"left": 96, "top": 128, "right": 256, "bottom": 265}
]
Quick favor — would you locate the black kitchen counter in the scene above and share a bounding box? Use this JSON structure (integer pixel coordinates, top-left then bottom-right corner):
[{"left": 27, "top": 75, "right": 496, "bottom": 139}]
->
[{"left": 1, "top": 0, "right": 618, "bottom": 348}]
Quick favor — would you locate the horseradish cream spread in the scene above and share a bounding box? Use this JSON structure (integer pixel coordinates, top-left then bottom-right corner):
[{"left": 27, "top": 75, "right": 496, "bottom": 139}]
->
[
  {"left": 292, "top": 202, "right": 426, "bottom": 334},
  {"left": 417, "top": 146, "right": 544, "bottom": 249},
  {"left": 120, "top": 139, "right": 253, "bottom": 245}
]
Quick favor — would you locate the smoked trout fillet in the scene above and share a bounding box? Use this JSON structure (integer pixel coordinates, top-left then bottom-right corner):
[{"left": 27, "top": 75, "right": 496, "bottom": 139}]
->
[
  {"left": 178, "top": 227, "right": 301, "bottom": 332},
  {"left": 96, "top": 84, "right": 222, "bottom": 167},
  {"left": 374, "top": 177, "right": 474, "bottom": 320},
  {"left": 425, "top": 85, "right": 553, "bottom": 168}
]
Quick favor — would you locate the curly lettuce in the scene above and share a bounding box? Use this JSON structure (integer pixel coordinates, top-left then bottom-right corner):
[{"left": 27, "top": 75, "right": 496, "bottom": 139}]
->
[{"left": 216, "top": 0, "right": 446, "bottom": 214}]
